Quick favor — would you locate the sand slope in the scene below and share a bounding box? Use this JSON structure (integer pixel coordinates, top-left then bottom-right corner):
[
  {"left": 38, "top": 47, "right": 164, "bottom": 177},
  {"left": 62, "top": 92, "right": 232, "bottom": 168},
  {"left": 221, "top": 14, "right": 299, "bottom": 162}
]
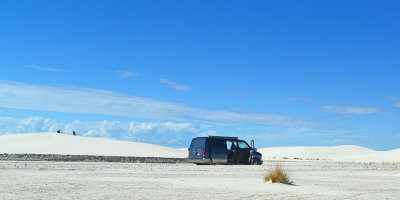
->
[
  {"left": 0, "top": 132, "right": 187, "bottom": 158},
  {"left": 259, "top": 145, "right": 400, "bottom": 162}
]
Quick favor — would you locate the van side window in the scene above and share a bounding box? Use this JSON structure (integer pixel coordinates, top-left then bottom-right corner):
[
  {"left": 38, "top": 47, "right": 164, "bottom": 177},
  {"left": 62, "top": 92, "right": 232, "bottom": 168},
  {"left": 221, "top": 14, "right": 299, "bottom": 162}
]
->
[
  {"left": 238, "top": 141, "right": 250, "bottom": 149},
  {"left": 211, "top": 140, "right": 226, "bottom": 150}
]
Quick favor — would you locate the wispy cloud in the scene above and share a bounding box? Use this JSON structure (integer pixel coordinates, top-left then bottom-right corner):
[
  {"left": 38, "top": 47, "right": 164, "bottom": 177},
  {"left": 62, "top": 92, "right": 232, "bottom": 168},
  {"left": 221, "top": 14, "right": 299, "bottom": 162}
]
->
[
  {"left": 228, "top": 91, "right": 313, "bottom": 102},
  {"left": 322, "top": 105, "right": 381, "bottom": 114},
  {"left": 159, "top": 78, "right": 175, "bottom": 85},
  {"left": 0, "top": 81, "right": 306, "bottom": 126},
  {"left": 27, "top": 65, "right": 66, "bottom": 73},
  {"left": 169, "top": 85, "right": 191, "bottom": 91},
  {"left": 388, "top": 96, "right": 400, "bottom": 108},
  {"left": 159, "top": 78, "right": 190, "bottom": 91},
  {"left": 116, "top": 71, "right": 140, "bottom": 79}
]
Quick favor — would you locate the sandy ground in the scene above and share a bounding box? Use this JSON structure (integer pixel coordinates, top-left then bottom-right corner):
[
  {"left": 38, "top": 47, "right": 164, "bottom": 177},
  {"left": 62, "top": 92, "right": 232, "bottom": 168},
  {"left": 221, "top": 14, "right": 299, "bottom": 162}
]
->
[{"left": 1, "top": 161, "right": 399, "bottom": 200}]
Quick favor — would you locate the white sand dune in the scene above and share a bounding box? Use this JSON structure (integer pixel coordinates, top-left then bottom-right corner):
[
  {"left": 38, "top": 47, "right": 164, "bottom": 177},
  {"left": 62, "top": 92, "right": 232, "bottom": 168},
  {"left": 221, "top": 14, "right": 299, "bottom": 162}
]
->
[
  {"left": 259, "top": 145, "right": 400, "bottom": 162},
  {"left": 1, "top": 133, "right": 398, "bottom": 162},
  {"left": 0, "top": 132, "right": 187, "bottom": 158},
  {"left": 178, "top": 148, "right": 188, "bottom": 151}
]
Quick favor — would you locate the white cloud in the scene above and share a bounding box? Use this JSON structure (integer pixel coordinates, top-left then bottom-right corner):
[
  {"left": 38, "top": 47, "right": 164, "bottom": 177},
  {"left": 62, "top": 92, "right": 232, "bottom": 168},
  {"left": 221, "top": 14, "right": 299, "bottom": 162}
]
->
[
  {"left": 64, "top": 120, "right": 84, "bottom": 134},
  {"left": 322, "top": 105, "right": 381, "bottom": 114},
  {"left": 197, "top": 130, "right": 218, "bottom": 137},
  {"left": 159, "top": 78, "right": 191, "bottom": 91},
  {"left": 129, "top": 122, "right": 155, "bottom": 133},
  {"left": 159, "top": 78, "right": 175, "bottom": 85},
  {"left": 127, "top": 121, "right": 198, "bottom": 136},
  {"left": 163, "top": 122, "right": 197, "bottom": 132},
  {"left": 388, "top": 97, "right": 400, "bottom": 108},
  {"left": 27, "top": 65, "right": 66, "bottom": 73},
  {"left": 0, "top": 81, "right": 305, "bottom": 126},
  {"left": 168, "top": 84, "right": 190, "bottom": 91},
  {"left": 0, "top": 117, "right": 19, "bottom": 134},
  {"left": 0, "top": 116, "right": 202, "bottom": 146},
  {"left": 100, "top": 120, "right": 124, "bottom": 138},
  {"left": 16, "top": 116, "right": 59, "bottom": 133},
  {"left": 4, "top": 115, "right": 397, "bottom": 149},
  {"left": 229, "top": 107, "right": 252, "bottom": 113},
  {"left": 116, "top": 71, "right": 140, "bottom": 79}
]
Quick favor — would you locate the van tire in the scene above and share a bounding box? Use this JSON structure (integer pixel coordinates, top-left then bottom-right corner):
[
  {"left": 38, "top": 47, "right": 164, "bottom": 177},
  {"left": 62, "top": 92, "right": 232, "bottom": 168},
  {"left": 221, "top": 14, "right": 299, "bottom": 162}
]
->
[{"left": 252, "top": 158, "right": 261, "bottom": 165}]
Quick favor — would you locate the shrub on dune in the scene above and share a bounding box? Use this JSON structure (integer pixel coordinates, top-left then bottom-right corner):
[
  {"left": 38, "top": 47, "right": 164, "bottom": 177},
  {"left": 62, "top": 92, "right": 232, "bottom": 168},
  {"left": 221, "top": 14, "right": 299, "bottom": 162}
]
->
[{"left": 264, "top": 164, "right": 290, "bottom": 184}]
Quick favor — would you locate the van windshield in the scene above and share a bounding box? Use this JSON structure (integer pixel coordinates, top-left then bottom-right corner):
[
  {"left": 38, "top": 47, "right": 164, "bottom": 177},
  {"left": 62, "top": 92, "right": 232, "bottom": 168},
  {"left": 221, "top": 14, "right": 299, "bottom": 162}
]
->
[{"left": 238, "top": 141, "right": 250, "bottom": 149}]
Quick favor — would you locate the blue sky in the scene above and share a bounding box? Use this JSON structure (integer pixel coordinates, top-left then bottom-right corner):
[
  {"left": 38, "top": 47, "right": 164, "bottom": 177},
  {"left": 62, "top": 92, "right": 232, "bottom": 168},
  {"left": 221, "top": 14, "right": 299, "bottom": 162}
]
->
[{"left": 1, "top": 0, "right": 399, "bottom": 150}]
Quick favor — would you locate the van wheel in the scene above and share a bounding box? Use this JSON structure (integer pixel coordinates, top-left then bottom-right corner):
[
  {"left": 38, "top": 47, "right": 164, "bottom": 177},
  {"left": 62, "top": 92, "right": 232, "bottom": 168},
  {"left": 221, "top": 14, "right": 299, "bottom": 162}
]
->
[{"left": 252, "top": 158, "right": 261, "bottom": 165}]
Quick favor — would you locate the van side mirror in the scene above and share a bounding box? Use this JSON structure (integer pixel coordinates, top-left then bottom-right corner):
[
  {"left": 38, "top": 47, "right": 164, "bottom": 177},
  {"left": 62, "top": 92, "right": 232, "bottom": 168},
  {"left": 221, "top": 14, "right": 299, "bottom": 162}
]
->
[{"left": 253, "top": 148, "right": 257, "bottom": 152}]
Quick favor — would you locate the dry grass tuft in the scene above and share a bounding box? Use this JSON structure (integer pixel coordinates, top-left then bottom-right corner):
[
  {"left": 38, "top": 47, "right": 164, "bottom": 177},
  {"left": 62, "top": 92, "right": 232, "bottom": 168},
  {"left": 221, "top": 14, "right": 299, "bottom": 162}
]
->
[{"left": 264, "top": 164, "right": 290, "bottom": 184}]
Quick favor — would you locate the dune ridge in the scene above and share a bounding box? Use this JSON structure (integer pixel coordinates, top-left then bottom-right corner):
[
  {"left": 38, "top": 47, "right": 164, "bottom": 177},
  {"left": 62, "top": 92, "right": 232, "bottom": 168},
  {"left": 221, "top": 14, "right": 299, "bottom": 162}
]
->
[
  {"left": 258, "top": 145, "right": 400, "bottom": 162},
  {"left": 0, "top": 132, "right": 187, "bottom": 158}
]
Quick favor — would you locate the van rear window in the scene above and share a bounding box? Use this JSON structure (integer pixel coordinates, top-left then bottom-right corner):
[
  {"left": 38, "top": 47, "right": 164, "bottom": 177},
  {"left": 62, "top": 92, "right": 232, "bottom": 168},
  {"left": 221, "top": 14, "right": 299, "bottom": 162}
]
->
[{"left": 190, "top": 138, "right": 206, "bottom": 149}]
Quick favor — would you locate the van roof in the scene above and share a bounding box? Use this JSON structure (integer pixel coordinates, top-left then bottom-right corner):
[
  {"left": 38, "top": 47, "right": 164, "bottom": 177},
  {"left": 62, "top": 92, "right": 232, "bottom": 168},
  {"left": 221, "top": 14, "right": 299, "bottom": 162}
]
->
[{"left": 195, "top": 136, "right": 239, "bottom": 140}]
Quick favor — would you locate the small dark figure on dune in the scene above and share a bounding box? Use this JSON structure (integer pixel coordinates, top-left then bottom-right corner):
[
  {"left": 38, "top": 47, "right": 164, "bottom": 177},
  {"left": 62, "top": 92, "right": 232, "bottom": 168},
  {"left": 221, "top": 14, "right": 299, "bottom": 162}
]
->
[{"left": 73, "top": 131, "right": 76, "bottom": 136}]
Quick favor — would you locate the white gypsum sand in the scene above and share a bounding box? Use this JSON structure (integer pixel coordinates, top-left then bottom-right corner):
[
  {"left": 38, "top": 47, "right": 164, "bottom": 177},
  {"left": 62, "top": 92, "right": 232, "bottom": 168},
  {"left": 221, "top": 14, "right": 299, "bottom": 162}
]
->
[
  {"left": 0, "top": 132, "right": 187, "bottom": 158},
  {"left": 0, "top": 161, "right": 399, "bottom": 200},
  {"left": 258, "top": 145, "right": 400, "bottom": 163}
]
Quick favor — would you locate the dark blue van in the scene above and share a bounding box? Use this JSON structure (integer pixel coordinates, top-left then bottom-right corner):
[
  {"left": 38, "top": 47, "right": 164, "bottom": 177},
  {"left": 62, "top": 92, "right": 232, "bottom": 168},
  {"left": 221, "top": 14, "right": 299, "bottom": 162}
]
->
[{"left": 187, "top": 136, "right": 262, "bottom": 165}]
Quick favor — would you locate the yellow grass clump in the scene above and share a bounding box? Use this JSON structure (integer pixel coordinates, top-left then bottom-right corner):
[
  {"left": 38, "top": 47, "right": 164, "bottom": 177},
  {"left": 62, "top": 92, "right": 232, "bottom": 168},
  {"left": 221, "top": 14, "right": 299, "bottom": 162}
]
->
[{"left": 264, "top": 164, "right": 290, "bottom": 184}]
